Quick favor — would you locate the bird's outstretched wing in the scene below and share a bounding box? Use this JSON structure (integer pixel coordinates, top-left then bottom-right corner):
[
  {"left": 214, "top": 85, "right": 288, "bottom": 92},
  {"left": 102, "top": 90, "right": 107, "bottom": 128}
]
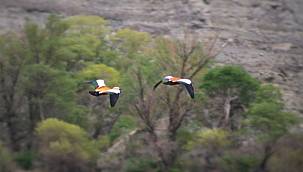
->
[
  {"left": 96, "top": 79, "right": 106, "bottom": 87},
  {"left": 177, "top": 79, "right": 194, "bottom": 99},
  {"left": 85, "top": 79, "right": 106, "bottom": 88},
  {"left": 109, "top": 93, "right": 120, "bottom": 107},
  {"left": 153, "top": 80, "right": 162, "bottom": 90}
]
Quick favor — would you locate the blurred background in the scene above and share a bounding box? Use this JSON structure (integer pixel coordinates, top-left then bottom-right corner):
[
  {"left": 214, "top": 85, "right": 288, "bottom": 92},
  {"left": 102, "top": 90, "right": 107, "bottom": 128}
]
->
[{"left": 0, "top": 0, "right": 302, "bottom": 172}]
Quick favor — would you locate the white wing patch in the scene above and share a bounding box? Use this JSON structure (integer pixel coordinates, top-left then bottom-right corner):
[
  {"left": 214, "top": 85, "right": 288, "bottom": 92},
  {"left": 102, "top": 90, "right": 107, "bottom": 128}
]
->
[
  {"left": 177, "top": 79, "right": 191, "bottom": 85},
  {"left": 108, "top": 87, "right": 120, "bottom": 94},
  {"left": 96, "top": 80, "right": 106, "bottom": 87}
]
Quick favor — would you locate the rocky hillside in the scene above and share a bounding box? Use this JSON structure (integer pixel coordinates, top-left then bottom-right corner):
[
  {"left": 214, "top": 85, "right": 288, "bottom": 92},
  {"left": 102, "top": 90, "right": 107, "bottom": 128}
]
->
[{"left": 1, "top": 0, "right": 302, "bottom": 114}]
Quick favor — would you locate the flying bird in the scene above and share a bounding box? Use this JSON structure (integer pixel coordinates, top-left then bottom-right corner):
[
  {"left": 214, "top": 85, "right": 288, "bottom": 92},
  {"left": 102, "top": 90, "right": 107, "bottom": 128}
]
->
[
  {"left": 153, "top": 76, "right": 194, "bottom": 99},
  {"left": 86, "top": 79, "right": 121, "bottom": 107}
]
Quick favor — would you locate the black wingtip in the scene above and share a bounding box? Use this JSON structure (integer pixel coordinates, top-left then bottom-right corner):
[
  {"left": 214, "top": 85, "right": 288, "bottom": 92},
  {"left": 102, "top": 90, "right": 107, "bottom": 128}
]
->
[
  {"left": 190, "top": 93, "right": 195, "bottom": 99},
  {"left": 109, "top": 93, "right": 120, "bottom": 107},
  {"left": 184, "top": 84, "right": 195, "bottom": 99}
]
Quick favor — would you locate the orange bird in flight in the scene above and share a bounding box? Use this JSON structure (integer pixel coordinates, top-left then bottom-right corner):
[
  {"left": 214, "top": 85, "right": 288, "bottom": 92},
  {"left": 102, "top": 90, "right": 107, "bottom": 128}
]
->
[
  {"left": 153, "top": 76, "right": 194, "bottom": 99},
  {"left": 86, "top": 79, "right": 121, "bottom": 107}
]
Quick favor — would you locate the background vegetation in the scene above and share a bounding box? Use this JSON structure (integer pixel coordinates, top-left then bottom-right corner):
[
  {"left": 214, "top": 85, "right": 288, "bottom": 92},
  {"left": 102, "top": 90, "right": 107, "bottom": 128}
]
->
[{"left": 0, "top": 15, "right": 301, "bottom": 172}]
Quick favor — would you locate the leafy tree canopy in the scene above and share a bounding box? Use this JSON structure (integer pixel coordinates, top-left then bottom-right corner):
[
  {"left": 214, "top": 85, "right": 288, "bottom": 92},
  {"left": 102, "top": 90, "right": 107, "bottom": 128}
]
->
[
  {"left": 246, "top": 84, "right": 298, "bottom": 141},
  {"left": 201, "top": 65, "right": 260, "bottom": 104},
  {"left": 36, "top": 118, "right": 98, "bottom": 161},
  {"left": 77, "top": 63, "right": 120, "bottom": 86}
]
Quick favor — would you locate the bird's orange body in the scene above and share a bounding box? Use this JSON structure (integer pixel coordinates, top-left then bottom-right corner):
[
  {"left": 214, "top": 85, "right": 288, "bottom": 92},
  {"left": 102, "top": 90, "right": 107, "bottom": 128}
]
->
[
  {"left": 170, "top": 77, "right": 181, "bottom": 82},
  {"left": 95, "top": 86, "right": 111, "bottom": 92}
]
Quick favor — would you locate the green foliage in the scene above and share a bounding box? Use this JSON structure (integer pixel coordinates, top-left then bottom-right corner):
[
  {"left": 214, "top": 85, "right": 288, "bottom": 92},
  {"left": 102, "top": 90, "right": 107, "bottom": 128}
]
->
[
  {"left": 0, "top": 143, "right": 14, "bottom": 172},
  {"left": 247, "top": 84, "right": 298, "bottom": 141},
  {"left": 185, "top": 128, "right": 230, "bottom": 150},
  {"left": 111, "top": 28, "right": 151, "bottom": 56},
  {"left": 109, "top": 115, "right": 137, "bottom": 142},
  {"left": 61, "top": 15, "right": 108, "bottom": 63},
  {"left": 109, "top": 28, "right": 154, "bottom": 72},
  {"left": 23, "top": 64, "right": 86, "bottom": 122},
  {"left": 24, "top": 21, "right": 46, "bottom": 63},
  {"left": 201, "top": 65, "right": 260, "bottom": 104},
  {"left": 24, "top": 15, "right": 69, "bottom": 68},
  {"left": 36, "top": 118, "right": 98, "bottom": 171},
  {"left": 255, "top": 84, "right": 283, "bottom": 105},
  {"left": 15, "top": 150, "right": 35, "bottom": 170},
  {"left": 220, "top": 154, "right": 259, "bottom": 172},
  {"left": 95, "top": 135, "right": 111, "bottom": 151},
  {"left": 78, "top": 63, "right": 120, "bottom": 86},
  {"left": 0, "top": 33, "right": 28, "bottom": 74},
  {"left": 124, "top": 157, "right": 159, "bottom": 172},
  {"left": 247, "top": 102, "right": 298, "bottom": 140},
  {"left": 176, "top": 128, "right": 195, "bottom": 147}
]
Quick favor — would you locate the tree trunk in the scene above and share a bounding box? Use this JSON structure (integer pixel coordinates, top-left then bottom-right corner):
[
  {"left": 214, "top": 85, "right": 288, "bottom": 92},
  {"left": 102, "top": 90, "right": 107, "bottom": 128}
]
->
[
  {"left": 6, "top": 112, "right": 21, "bottom": 151},
  {"left": 255, "top": 144, "right": 273, "bottom": 172},
  {"left": 3, "top": 93, "right": 22, "bottom": 151},
  {"left": 27, "top": 97, "right": 43, "bottom": 149},
  {"left": 223, "top": 96, "right": 232, "bottom": 127},
  {"left": 151, "top": 132, "right": 177, "bottom": 172},
  {"left": 220, "top": 94, "right": 237, "bottom": 129}
]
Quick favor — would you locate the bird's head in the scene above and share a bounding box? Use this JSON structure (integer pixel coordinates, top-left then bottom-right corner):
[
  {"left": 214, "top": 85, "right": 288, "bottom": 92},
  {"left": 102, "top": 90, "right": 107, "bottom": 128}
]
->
[
  {"left": 163, "top": 76, "right": 173, "bottom": 83},
  {"left": 84, "top": 80, "right": 93, "bottom": 84}
]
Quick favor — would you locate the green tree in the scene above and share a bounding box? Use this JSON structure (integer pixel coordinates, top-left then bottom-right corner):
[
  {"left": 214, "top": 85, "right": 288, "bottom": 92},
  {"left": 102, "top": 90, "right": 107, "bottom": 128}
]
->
[
  {"left": 25, "top": 15, "right": 69, "bottom": 68},
  {"left": 182, "top": 129, "right": 231, "bottom": 171},
  {"left": 36, "top": 118, "right": 98, "bottom": 172},
  {"left": 246, "top": 84, "right": 298, "bottom": 172},
  {"left": 23, "top": 64, "right": 86, "bottom": 135},
  {"left": 42, "top": 15, "right": 69, "bottom": 67},
  {"left": 254, "top": 84, "right": 283, "bottom": 105},
  {"left": 0, "top": 33, "right": 27, "bottom": 151},
  {"left": 60, "top": 15, "right": 109, "bottom": 70},
  {"left": 22, "top": 16, "right": 90, "bottom": 146},
  {"left": 201, "top": 65, "right": 260, "bottom": 129}
]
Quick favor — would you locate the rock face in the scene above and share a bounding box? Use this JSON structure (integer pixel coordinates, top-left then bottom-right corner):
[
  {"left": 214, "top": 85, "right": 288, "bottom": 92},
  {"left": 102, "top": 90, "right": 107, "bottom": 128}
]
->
[{"left": 1, "top": 0, "right": 302, "bottom": 114}]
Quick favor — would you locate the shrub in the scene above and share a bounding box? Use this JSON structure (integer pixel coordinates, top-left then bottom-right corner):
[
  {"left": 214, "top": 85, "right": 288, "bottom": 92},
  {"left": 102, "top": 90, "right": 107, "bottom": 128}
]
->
[
  {"left": 36, "top": 118, "right": 98, "bottom": 172},
  {"left": 15, "top": 150, "right": 35, "bottom": 170},
  {"left": 124, "top": 157, "right": 159, "bottom": 172},
  {"left": 221, "top": 154, "right": 259, "bottom": 172},
  {"left": 185, "top": 128, "right": 230, "bottom": 150}
]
